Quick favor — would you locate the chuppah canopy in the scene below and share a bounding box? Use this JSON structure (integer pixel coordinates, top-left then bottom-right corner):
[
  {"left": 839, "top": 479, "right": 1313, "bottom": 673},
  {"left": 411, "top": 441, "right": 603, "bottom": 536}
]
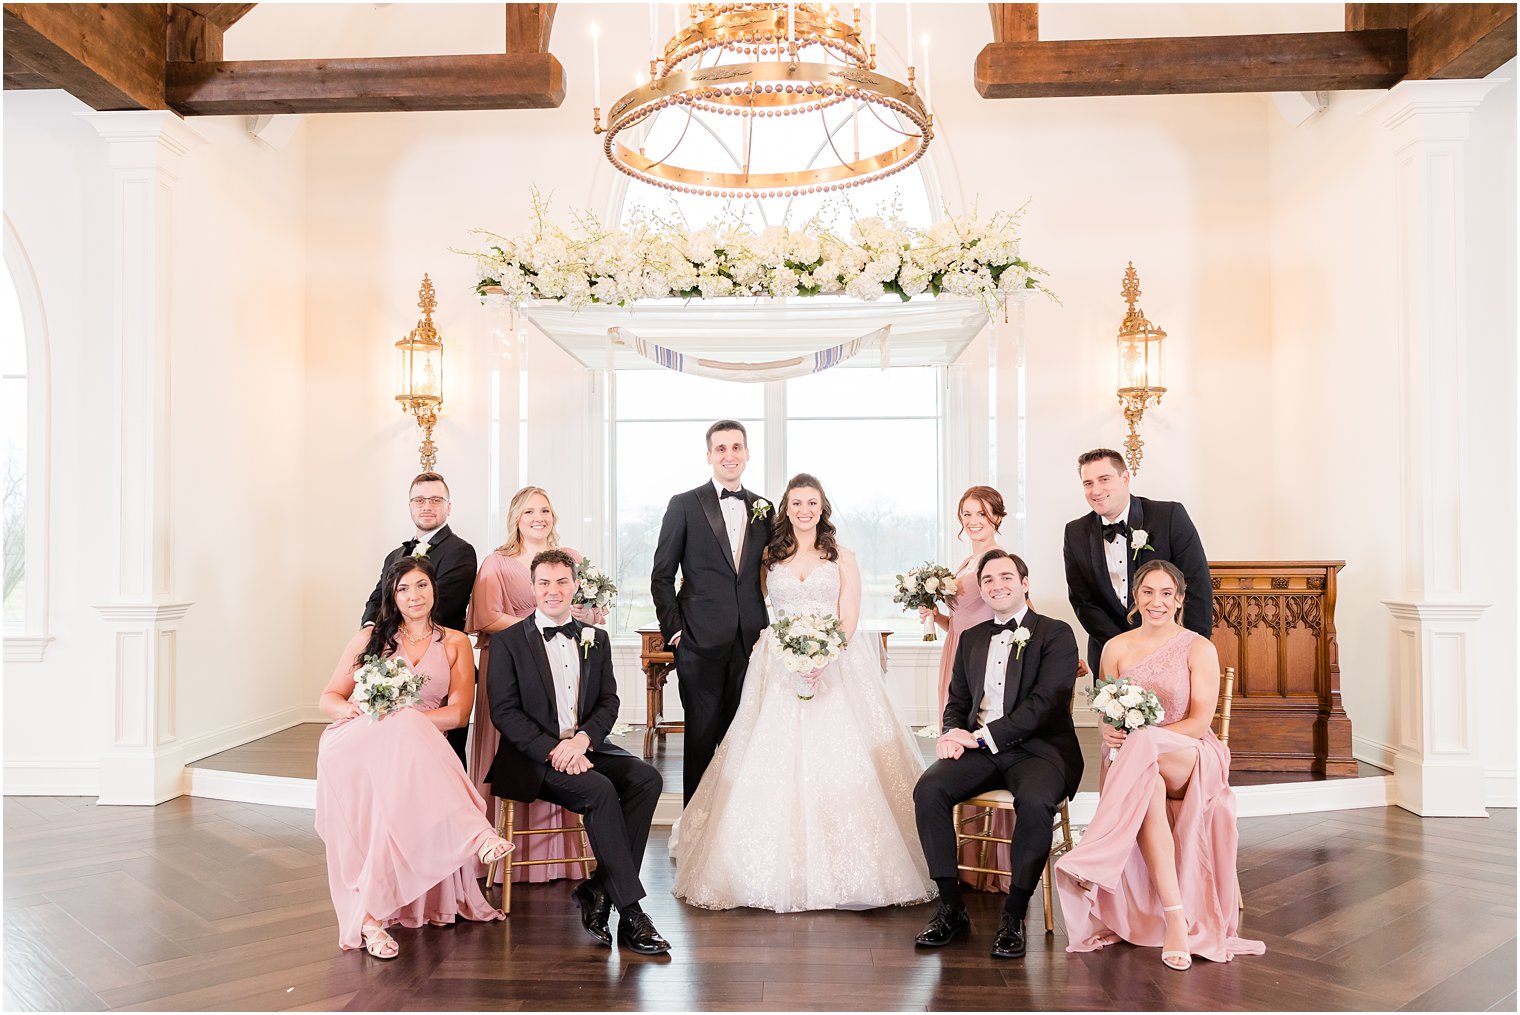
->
[{"left": 516, "top": 295, "right": 1002, "bottom": 373}]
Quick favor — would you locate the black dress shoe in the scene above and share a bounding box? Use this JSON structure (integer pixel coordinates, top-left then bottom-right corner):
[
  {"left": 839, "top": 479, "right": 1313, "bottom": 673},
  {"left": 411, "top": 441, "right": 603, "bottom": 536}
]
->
[
  {"left": 990, "top": 913, "right": 1026, "bottom": 959},
  {"left": 914, "top": 902, "right": 971, "bottom": 947},
  {"left": 571, "top": 880, "right": 612, "bottom": 946},
  {"left": 616, "top": 910, "right": 672, "bottom": 955}
]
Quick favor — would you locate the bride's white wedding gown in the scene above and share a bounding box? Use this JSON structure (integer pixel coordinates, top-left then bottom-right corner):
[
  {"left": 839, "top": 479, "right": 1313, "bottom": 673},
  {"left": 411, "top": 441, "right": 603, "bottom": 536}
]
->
[{"left": 671, "top": 559, "right": 936, "bottom": 912}]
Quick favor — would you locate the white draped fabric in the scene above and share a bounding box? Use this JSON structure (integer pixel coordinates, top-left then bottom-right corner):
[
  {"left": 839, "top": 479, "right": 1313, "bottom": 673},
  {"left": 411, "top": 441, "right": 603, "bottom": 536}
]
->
[{"left": 609, "top": 325, "right": 891, "bottom": 382}]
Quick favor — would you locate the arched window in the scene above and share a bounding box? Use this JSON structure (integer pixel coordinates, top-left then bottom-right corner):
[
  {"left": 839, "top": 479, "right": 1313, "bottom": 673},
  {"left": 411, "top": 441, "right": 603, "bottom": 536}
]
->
[
  {"left": 3, "top": 219, "right": 51, "bottom": 661},
  {"left": 607, "top": 160, "right": 945, "bottom": 637}
]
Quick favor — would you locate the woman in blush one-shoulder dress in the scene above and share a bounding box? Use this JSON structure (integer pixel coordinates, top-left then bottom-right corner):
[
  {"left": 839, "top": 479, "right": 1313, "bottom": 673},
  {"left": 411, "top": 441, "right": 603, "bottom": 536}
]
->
[
  {"left": 465, "top": 486, "right": 605, "bottom": 885},
  {"left": 1054, "top": 560, "right": 1264, "bottom": 971},
  {"left": 315, "top": 556, "right": 511, "bottom": 959}
]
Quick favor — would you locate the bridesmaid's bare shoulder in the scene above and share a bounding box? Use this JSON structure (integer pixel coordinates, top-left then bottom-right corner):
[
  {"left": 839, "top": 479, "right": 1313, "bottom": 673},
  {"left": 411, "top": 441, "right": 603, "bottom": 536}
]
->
[{"left": 1187, "top": 630, "right": 1220, "bottom": 670}]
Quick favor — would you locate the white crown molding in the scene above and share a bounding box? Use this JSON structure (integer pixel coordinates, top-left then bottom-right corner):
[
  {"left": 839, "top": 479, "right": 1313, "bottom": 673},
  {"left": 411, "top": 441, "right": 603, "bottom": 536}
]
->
[
  {"left": 1382, "top": 599, "right": 1492, "bottom": 623},
  {"left": 1369, "top": 78, "right": 1508, "bottom": 133},
  {"left": 2, "top": 635, "right": 54, "bottom": 663},
  {"left": 93, "top": 601, "right": 194, "bottom": 624},
  {"left": 76, "top": 110, "right": 208, "bottom": 156}
]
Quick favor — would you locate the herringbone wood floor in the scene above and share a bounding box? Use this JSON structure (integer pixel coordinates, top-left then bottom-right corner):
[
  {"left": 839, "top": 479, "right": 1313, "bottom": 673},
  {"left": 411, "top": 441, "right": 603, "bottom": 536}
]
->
[{"left": 3, "top": 795, "right": 1513, "bottom": 1011}]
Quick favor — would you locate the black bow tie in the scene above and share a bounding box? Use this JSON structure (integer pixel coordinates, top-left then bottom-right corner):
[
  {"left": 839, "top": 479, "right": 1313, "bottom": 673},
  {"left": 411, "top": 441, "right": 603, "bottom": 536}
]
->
[
  {"left": 1101, "top": 520, "right": 1130, "bottom": 543},
  {"left": 542, "top": 623, "right": 577, "bottom": 642},
  {"left": 992, "top": 617, "right": 1025, "bottom": 634},
  {"left": 720, "top": 487, "right": 745, "bottom": 501}
]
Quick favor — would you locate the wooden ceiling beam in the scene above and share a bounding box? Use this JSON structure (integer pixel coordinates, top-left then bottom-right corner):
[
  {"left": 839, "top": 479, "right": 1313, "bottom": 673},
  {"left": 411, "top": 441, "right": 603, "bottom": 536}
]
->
[
  {"left": 2, "top": 2, "right": 167, "bottom": 109},
  {"left": 1406, "top": 2, "right": 1516, "bottom": 79},
  {"left": 176, "top": 4, "right": 258, "bottom": 31},
  {"left": 164, "top": 52, "right": 567, "bottom": 114},
  {"left": 989, "top": 3, "right": 1038, "bottom": 43},
  {"left": 168, "top": 6, "right": 225, "bottom": 63},
  {"left": 974, "top": 29, "right": 1408, "bottom": 98},
  {"left": 505, "top": 2, "right": 556, "bottom": 54},
  {"left": 1346, "top": 3, "right": 1409, "bottom": 31}
]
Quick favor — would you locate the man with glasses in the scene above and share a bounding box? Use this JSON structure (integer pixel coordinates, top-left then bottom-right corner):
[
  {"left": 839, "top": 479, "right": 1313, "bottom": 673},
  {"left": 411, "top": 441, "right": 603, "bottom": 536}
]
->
[{"left": 362, "top": 471, "right": 478, "bottom": 765}]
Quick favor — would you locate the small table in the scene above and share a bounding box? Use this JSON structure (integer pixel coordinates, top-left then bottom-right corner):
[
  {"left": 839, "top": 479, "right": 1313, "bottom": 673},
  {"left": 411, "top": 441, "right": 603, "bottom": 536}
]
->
[{"left": 637, "top": 625, "right": 891, "bottom": 759}]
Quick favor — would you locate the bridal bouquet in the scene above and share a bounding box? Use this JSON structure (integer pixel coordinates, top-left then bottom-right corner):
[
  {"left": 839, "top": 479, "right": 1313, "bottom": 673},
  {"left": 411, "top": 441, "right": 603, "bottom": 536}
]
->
[
  {"left": 771, "top": 612, "right": 848, "bottom": 701},
  {"left": 350, "top": 655, "right": 427, "bottom": 721},
  {"left": 1088, "top": 676, "right": 1166, "bottom": 762},
  {"left": 893, "top": 563, "right": 959, "bottom": 641},
  {"left": 572, "top": 557, "right": 619, "bottom": 611}
]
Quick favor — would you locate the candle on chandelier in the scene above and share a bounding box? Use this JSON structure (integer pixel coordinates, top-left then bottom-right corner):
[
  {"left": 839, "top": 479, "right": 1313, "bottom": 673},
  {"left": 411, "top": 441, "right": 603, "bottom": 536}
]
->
[
  {"left": 590, "top": 21, "right": 602, "bottom": 109},
  {"left": 869, "top": 2, "right": 877, "bottom": 49},
  {"left": 905, "top": 3, "right": 913, "bottom": 72}
]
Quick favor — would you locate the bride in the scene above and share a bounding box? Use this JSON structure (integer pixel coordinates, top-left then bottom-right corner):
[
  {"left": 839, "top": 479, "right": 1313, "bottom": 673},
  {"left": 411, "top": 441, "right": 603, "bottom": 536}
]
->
[{"left": 672, "top": 473, "right": 936, "bottom": 912}]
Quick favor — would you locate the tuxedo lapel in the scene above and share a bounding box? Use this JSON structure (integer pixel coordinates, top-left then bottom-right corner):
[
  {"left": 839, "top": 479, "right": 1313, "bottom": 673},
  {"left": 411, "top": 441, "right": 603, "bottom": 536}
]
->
[
  {"left": 695, "top": 484, "right": 737, "bottom": 573},
  {"left": 741, "top": 491, "right": 769, "bottom": 572},
  {"left": 1125, "top": 497, "right": 1146, "bottom": 597},
  {"left": 1007, "top": 612, "right": 1037, "bottom": 706},
  {"left": 575, "top": 624, "right": 593, "bottom": 721},
  {"left": 966, "top": 627, "right": 990, "bottom": 718},
  {"left": 522, "top": 621, "right": 558, "bottom": 714}
]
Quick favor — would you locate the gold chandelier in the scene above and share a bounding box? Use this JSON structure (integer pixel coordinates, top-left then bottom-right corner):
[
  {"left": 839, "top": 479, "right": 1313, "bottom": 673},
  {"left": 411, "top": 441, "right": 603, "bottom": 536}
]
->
[
  {"left": 1114, "top": 262, "right": 1167, "bottom": 475},
  {"left": 593, "top": 3, "right": 932, "bottom": 198}
]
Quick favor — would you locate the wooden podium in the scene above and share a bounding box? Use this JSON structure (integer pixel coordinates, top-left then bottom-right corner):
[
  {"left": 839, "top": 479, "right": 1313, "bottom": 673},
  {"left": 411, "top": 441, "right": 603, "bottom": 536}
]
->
[
  {"left": 636, "top": 625, "right": 891, "bottom": 759},
  {"left": 1207, "top": 561, "right": 1357, "bottom": 775}
]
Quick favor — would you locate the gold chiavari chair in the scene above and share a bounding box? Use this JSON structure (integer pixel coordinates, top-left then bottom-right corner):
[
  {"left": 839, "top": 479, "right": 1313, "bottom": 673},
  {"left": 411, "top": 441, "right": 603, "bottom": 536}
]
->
[
  {"left": 1214, "top": 666, "right": 1245, "bottom": 913},
  {"left": 485, "top": 797, "right": 597, "bottom": 914}
]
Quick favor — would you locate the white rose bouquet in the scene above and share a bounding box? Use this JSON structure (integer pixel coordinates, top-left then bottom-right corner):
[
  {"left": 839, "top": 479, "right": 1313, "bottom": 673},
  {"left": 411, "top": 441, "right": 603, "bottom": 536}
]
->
[
  {"left": 893, "top": 562, "right": 960, "bottom": 641},
  {"left": 572, "top": 557, "right": 619, "bottom": 611},
  {"left": 1087, "top": 675, "right": 1166, "bottom": 762},
  {"left": 771, "top": 612, "right": 848, "bottom": 701},
  {"left": 349, "top": 655, "right": 427, "bottom": 722}
]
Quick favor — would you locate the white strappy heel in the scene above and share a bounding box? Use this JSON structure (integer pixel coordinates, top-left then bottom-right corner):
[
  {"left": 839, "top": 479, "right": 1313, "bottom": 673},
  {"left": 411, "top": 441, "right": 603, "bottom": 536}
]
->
[{"left": 1161, "top": 904, "right": 1192, "bottom": 971}]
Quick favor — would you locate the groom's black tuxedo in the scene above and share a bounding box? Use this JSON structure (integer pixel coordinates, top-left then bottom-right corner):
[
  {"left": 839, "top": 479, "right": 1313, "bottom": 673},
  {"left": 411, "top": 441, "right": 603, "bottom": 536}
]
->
[
  {"left": 914, "top": 610, "right": 1083, "bottom": 911},
  {"left": 650, "top": 481, "right": 771, "bottom": 803},
  {"left": 487, "top": 618, "right": 662, "bottom": 909},
  {"left": 360, "top": 523, "right": 477, "bottom": 764},
  {"left": 1062, "top": 495, "right": 1212, "bottom": 676}
]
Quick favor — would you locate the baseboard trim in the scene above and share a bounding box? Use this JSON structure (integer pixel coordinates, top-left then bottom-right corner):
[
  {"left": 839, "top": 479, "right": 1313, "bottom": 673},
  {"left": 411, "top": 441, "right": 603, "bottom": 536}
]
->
[
  {"left": 4, "top": 759, "right": 100, "bottom": 796},
  {"left": 181, "top": 766, "right": 316, "bottom": 809},
  {"left": 1485, "top": 770, "right": 1516, "bottom": 809},
  {"left": 1352, "top": 734, "right": 1398, "bottom": 772},
  {"left": 179, "top": 706, "right": 310, "bottom": 767}
]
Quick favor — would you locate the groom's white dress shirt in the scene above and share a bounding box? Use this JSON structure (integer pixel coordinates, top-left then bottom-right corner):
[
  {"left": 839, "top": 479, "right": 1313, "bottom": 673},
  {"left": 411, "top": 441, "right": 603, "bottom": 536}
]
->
[
  {"left": 535, "top": 610, "right": 580, "bottom": 740},
  {"left": 977, "top": 605, "right": 1030, "bottom": 754},
  {"left": 1099, "top": 502, "right": 1131, "bottom": 606},
  {"left": 715, "top": 479, "right": 746, "bottom": 568}
]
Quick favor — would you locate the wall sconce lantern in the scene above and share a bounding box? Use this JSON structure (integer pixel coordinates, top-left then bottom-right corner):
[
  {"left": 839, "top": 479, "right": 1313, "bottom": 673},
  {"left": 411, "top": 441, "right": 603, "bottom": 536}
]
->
[
  {"left": 395, "top": 274, "right": 444, "bottom": 471},
  {"left": 1115, "top": 261, "right": 1167, "bottom": 475}
]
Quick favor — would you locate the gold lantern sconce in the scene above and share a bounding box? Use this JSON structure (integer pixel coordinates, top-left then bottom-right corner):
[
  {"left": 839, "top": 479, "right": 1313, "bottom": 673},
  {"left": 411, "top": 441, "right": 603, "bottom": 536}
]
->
[
  {"left": 395, "top": 274, "right": 444, "bottom": 471},
  {"left": 1115, "top": 262, "right": 1167, "bottom": 475}
]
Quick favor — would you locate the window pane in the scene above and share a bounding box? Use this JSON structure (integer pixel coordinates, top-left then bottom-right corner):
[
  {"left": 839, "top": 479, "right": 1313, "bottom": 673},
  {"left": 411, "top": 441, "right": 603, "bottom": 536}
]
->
[
  {"left": 785, "top": 417, "right": 938, "bottom": 633},
  {"left": 787, "top": 365, "right": 938, "bottom": 419},
  {"left": 2, "top": 375, "right": 24, "bottom": 624},
  {"left": 617, "top": 369, "right": 765, "bottom": 421},
  {"left": 613, "top": 418, "right": 764, "bottom": 637}
]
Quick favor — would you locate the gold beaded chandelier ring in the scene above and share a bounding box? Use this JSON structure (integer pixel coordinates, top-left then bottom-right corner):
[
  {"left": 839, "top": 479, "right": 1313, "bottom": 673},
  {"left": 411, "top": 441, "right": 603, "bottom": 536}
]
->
[{"left": 597, "top": 2, "right": 933, "bottom": 199}]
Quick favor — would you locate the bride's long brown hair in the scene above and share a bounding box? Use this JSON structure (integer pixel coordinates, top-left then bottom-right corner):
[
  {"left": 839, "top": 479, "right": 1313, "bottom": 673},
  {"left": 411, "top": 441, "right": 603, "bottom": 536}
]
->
[{"left": 763, "top": 473, "right": 840, "bottom": 569}]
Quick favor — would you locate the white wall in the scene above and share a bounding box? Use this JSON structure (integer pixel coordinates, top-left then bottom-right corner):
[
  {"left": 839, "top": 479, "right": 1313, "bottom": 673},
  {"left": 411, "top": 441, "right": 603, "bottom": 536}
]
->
[{"left": 2, "top": 92, "right": 310, "bottom": 792}]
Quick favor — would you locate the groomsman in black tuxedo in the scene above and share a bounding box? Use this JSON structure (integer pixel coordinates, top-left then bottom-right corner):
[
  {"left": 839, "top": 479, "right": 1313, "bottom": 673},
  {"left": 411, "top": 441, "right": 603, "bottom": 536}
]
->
[
  {"left": 488, "top": 550, "right": 670, "bottom": 955},
  {"left": 361, "top": 471, "right": 478, "bottom": 764},
  {"left": 1062, "top": 448, "right": 1212, "bottom": 678},
  {"left": 912, "top": 550, "right": 1083, "bottom": 959},
  {"left": 650, "top": 420, "right": 772, "bottom": 805}
]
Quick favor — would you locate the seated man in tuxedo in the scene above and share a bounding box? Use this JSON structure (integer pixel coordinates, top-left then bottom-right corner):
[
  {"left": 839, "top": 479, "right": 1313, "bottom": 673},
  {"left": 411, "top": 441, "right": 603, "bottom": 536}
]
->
[
  {"left": 361, "top": 470, "right": 477, "bottom": 765},
  {"left": 487, "top": 549, "right": 670, "bottom": 955},
  {"left": 912, "top": 549, "right": 1083, "bottom": 960},
  {"left": 1062, "top": 447, "right": 1212, "bottom": 679}
]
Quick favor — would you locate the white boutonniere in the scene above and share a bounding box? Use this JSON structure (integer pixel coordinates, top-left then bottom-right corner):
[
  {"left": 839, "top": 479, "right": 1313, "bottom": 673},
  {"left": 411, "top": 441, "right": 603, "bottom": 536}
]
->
[
  {"left": 1012, "top": 626, "right": 1032, "bottom": 660},
  {"left": 1130, "top": 529, "right": 1154, "bottom": 560},
  {"left": 411, "top": 542, "right": 431, "bottom": 558},
  {"left": 750, "top": 498, "right": 772, "bottom": 524},
  {"left": 579, "top": 626, "right": 596, "bottom": 659}
]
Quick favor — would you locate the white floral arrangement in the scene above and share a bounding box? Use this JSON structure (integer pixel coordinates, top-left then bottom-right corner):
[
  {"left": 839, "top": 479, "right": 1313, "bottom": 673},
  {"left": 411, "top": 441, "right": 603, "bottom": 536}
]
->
[
  {"left": 350, "top": 655, "right": 427, "bottom": 721},
  {"left": 572, "top": 556, "right": 619, "bottom": 611},
  {"left": 465, "top": 191, "right": 1051, "bottom": 312},
  {"left": 893, "top": 562, "right": 959, "bottom": 641},
  {"left": 771, "top": 611, "right": 849, "bottom": 700},
  {"left": 1088, "top": 675, "right": 1166, "bottom": 762}
]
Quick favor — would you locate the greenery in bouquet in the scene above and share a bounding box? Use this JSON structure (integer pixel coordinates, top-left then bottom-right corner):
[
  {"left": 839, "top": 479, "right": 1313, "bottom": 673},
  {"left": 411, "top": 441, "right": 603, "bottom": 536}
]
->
[{"left": 350, "top": 655, "right": 427, "bottom": 721}]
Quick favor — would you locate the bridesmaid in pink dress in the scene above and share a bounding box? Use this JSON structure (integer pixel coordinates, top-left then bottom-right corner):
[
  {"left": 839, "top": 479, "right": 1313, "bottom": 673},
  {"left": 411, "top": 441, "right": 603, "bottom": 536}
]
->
[
  {"left": 465, "top": 486, "right": 606, "bottom": 885},
  {"left": 315, "top": 556, "right": 510, "bottom": 958},
  {"left": 1054, "top": 560, "right": 1264, "bottom": 969}
]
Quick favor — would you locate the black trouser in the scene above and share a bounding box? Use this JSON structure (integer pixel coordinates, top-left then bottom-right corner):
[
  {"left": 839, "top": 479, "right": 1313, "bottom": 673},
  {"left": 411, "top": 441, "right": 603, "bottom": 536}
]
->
[
  {"left": 537, "top": 751, "right": 663, "bottom": 909},
  {"left": 673, "top": 638, "right": 749, "bottom": 805},
  {"left": 444, "top": 725, "right": 468, "bottom": 768},
  {"left": 913, "top": 747, "right": 1068, "bottom": 914}
]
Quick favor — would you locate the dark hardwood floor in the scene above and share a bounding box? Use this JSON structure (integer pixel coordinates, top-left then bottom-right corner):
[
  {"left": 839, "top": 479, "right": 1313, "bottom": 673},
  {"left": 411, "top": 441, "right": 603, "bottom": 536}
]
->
[{"left": 3, "top": 794, "right": 1512, "bottom": 1011}]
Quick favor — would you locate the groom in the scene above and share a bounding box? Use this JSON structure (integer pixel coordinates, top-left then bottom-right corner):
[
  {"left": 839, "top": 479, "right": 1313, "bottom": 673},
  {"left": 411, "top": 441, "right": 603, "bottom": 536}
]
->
[
  {"left": 650, "top": 420, "right": 771, "bottom": 805},
  {"left": 912, "top": 550, "right": 1083, "bottom": 959}
]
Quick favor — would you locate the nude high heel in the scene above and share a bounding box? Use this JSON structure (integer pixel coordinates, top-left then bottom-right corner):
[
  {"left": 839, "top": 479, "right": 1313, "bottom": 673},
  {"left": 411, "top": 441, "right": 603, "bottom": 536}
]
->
[{"left": 1160, "top": 904, "right": 1192, "bottom": 971}]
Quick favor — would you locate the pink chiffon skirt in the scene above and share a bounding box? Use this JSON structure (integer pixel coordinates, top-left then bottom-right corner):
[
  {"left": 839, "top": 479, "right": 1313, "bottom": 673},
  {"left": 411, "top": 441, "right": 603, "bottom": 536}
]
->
[
  {"left": 316, "top": 707, "right": 504, "bottom": 950},
  {"left": 1054, "top": 724, "right": 1265, "bottom": 963}
]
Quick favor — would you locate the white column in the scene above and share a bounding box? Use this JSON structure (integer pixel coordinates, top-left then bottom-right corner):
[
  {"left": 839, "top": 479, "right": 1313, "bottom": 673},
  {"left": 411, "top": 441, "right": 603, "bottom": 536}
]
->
[
  {"left": 81, "top": 111, "right": 204, "bottom": 806},
  {"left": 1370, "top": 80, "right": 1502, "bottom": 817},
  {"left": 987, "top": 293, "right": 1027, "bottom": 549}
]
